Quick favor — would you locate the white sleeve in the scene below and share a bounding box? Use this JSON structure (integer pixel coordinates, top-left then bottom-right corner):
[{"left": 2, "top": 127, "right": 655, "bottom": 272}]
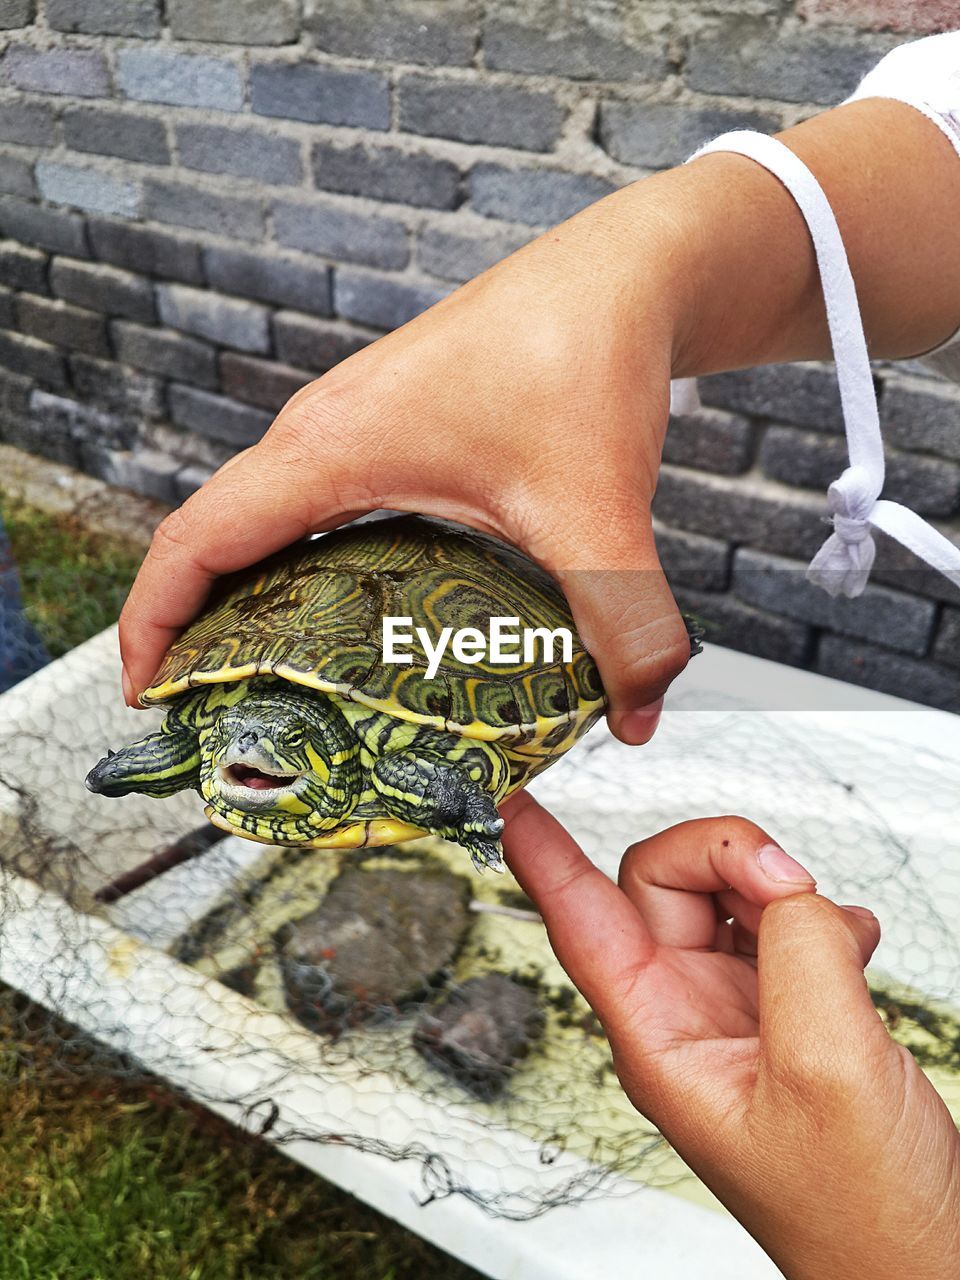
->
[{"left": 845, "top": 32, "right": 960, "bottom": 377}]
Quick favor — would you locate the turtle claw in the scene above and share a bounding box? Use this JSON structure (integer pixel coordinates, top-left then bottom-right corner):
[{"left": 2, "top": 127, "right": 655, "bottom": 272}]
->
[{"left": 468, "top": 838, "right": 505, "bottom": 874}]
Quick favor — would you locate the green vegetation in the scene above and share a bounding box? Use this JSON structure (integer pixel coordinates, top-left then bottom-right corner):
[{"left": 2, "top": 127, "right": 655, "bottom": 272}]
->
[
  {"left": 0, "top": 494, "right": 142, "bottom": 657},
  {"left": 0, "top": 498, "right": 481, "bottom": 1280}
]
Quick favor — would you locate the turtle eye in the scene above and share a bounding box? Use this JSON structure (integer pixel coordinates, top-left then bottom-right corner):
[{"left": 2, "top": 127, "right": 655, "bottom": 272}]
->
[{"left": 285, "top": 729, "right": 305, "bottom": 750}]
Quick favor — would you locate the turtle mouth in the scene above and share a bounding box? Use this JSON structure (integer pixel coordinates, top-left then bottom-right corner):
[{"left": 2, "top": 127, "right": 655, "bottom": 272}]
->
[{"left": 221, "top": 763, "right": 301, "bottom": 790}]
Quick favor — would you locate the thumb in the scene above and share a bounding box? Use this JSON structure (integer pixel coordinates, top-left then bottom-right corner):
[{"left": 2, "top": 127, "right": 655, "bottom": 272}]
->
[
  {"left": 549, "top": 512, "right": 691, "bottom": 745},
  {"left": 757, "top": 893, "right": 885, "bottom": 1087}
]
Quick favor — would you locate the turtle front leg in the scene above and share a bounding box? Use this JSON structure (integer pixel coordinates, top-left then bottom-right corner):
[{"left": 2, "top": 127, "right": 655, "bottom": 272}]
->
[
  {"left": 371, "top": 751, "right": 506, "bottom": 872},
  {"left": 86, "top": 719, "right": 201, "bottom": 798}
]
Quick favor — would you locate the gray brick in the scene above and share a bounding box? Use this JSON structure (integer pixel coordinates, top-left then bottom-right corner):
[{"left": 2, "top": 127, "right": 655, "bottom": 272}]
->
[
  {"left": 116, "top": 49, "right": 243, "bottom": 112},
  {"left": 871, "top": 528, "right": 960, "bottom": 607},
  {"left": 308, "top": 3, "right": 476, "bottom": 65},
  {"left": 88, "top": 218, "right": 203, "bottom": 284},
  {"left": 700, "top": 362, "right": 844, "bottom": 431},
  {"left": 2, "top": 45, "right": 109, "bottom": 97},
  {"left": 470, "top": 165, "right": 616, "bottom": 226},
  {"left": 759, "top": 424, "right": 960, "bottom": 516},
  {"left": 220, "top": 351, "right": 312, "bottom": 412},
  {"left": 674, "top": 587, "right": 813, "bottom": 667},
  {"left": 63, "top": 107, "right": 170, "bottom": 166},
  {"left": 883, "top": 375, "right": 960, "bottom": 463},
  {"left": 686, "top": 27, "right": 891, "bottom": 106},
  {"left": 652, "top": 465, "right": 829, "bottom": 562},
  {"left": 69, "top": 353, "right": 163, "bottom": 419},
  {"left": 157, "top": 283, "right": 270, "bottom": 354},
  {"left": 0, "top": 330, "right": 68, "bottom": 389},
  {"left": 112, "top": 320, "right": 217, "bottom": 389},
  {"left": 485, "top": 20, "right": 667, "bottom": 82},
  {"left": 274, "top": 199, "right": 408, "bottom": 269},
  {"left": 94, "top": 446, "right": 182, "bottom": 503},
  {"left": 0, "top": 150, "right": 35, "bottom": 198},
  {"left": 51, "top": 256, "right": 155, "bottom": 323},
  {"left": 816, "top": 634, "right": 960, "bottom": 712},
  {"left": 0, "top": 0, "right": 34, "bottom": 26},
  {"left": 399, "top": 76, "right": 565, "bottom": 152},
  {"left": 598, "top": 101, "right": 781, "bottom": 170},
  {"left": 47, "top": 0, "right": 160, "bottom": 35},
  {"left": 168, "top": 0, "right": 298, "bottom": 44},
  {"left": 0, "top": 366, "right": 31, "bottom": 418},
  {"left": 29, "top": 386, "right": 129, "bottom": 450},
  {"left": 934, "top": 608, "right": 960, "bottom": 670},
  {"left": 733, "top": 546, "right": 935, "bottom": 655},
  {"left": 251, "top": 63, "right": 389, "bottom": 129},
  {"left": 204, "top": 245, "right": 331, "bottom": 315},
  {"left": 175, "top": 463, "right": 216, "bottom": 500},
  {"left": 334, "top": 270, "right": 447, "bottom": 330},
  {"left": 144, "top": 178, "right": 264, "bottom": 241},
  {"left": 37, "top": 160, "right": 140, "bottom": 218},
  {"left": 272, "top": 311, "right": 371, "bottom": 373},
  {"left": 0, "top": 100, "right": 54, "bottom": 147},
  {"left": 0, "top": 238, "right": 46, "bottom": 291},
  {"left": 416, "top": 222, "right": 531, "bottom": 282},
  {"left": 663, "top": 409, "right": 756, "bottom": 476},
  {"left": 16, "top": 293, "right": 109, "bottom": 357},
  {"left": 0, "top": 197, "right": 87, "bottom": 257},
  {"left": 168, "top": 382, "right": 273, "bottom": 448},
  {"left": 0, "top": 284, "right": 13, "bottom": 327},
  {"left": 178, "top": 123, "right": 302, "bottom": 187},
  {"left": 654, "top": 523, "right": 731, "bottom": 592},
  {"left": 311, "top": 140, "right": 460, "bottom": 210},
  {"left": 6, "top": 405, "right": 81, "bottom": 466}
]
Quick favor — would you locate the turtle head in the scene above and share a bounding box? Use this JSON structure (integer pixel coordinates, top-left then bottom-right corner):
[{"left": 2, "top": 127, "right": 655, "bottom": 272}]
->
[{"left": 198, "top": 682, "right": 362, "bottom": 843}]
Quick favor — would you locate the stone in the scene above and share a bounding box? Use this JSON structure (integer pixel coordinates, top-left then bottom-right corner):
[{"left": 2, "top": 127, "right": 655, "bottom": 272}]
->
[
  {"left": 2, "top": 45, "right": 109, "bottom": 97},
  {"left": 470, "top": 164, "right": 616, "bottom": 226},
  {"left": 816, "top": 635, "right": 960, "bottom": 712},
  {"left": 485, "top": 19, "right": 667, "bottom": 81},
  {"left": 414, "top": 974, "right": 545, "bottom": 1101},
  {"left": 0, "top": 239, "right": 47, "bottom": 292},
  {"left": 0, "top": 152, "right": 35, "bottom": 199},
  {"left": 251, "top": 62, "right": 390, "bottom": 129},
  {"left": 46, "top": 0, "right": 161, "bottom": 35},
  {"left": 144, "top": 178, "right": 264, "bottom": 241},
  {"left": 167, "top": 383, "right": 273, "bottom": 448},
  {"left": 308, "top": 2, "right": 477, "bottom": 66},
  {"left": 63, "top": 107, "right": 170, "bottom": 166},
  {"left": 36, "top": 161, "right": 141, "bottom": 219},
  {"left": 0, "top": 101, "right": 54, "bottom": 146},
  {"left": 219, "top": 351, "right": 312, "bottom": 411},
  {"left": 699, "top": 362, "right": 844, "bottom": 431},
  {"left": 0, "top": 330, "right": 68, "bottom": 389},
  {"left": 157, "top": 284, "right": 271, "bottom": 354},
  {"left": 280, "top": 863, "right": 470, "bottom": 1029},
  {"left": 399, "top": 75, "right": 566, "bottom": 152},
  {"left": 662, "top": 409, "right": 756, "bottom": 475},
  {"left": 177, "top": 123, "right": 303, "bottom": 187},
  {"left": 654, "top": 523, "right": 732, "bottom": 592},
  {"left": 311, "top": 140, "right": 461, "bottom": 210},
  {"left": 88, "top": 218, "right": 203, "bottom": 284},
  {"left": 167, "top": 0, "right": 299, "bottom": 44},
  {"left": 204, "top": 246, "right": 332, "bottom": 316},
  {"left": 69, "top": 354, "right": 164, "bottom": 420},
  {"left": 16, "top": 294, "right": 110, "bottom": 357},
  {"left": 274, "top": 199, "right": 409, "bottom": 269},
  {"left": 0, "top": 196, "right": 87, "bottom": 257},
  {"left": 116, "top": 49, "right": 244, "bottom": 112},
  {"left": 598, "top": 100, "right": 781, "bottom": 169},
  {"left": 111, "top": 320, "right": 218, "bottom": 389},
  {"left": 272, "top": 312, "right": 371, "bottom": 373},
  {"left": 673, "top": 586, "right": 814, "bottom": 668},
  {"left": 333, "top": 270, "right": 447, "bottom": 330},
  {"left": 50, "top": 257, "right": 155, "bottom": 323},
  {"left": 416, "top": 222, "right": 531, "bottom": 282}
]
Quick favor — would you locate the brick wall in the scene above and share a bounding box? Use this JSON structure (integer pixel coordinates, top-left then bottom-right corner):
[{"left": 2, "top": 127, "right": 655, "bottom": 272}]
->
[{"left": 0, "top": 1, "right": 959, "bottom": 708}]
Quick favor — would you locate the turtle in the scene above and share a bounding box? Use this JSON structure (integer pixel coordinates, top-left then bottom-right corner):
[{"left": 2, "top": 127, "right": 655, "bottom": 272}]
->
[{"left": 86, "top": 515, "right": 609, "bottom": 872}]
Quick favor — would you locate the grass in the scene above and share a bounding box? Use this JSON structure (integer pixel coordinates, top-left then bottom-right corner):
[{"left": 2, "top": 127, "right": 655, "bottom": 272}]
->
[
  {"left": 0, "top": 496, "right": 482, "bottom": 1280},
  {"left": 0, "top": 493, "right": 143, "bottom": 658}
]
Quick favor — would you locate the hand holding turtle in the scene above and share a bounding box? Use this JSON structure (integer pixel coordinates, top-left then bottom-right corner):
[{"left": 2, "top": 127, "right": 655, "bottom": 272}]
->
[{"left": 502, "top": 794, "right": 960, "bottom": 1280}]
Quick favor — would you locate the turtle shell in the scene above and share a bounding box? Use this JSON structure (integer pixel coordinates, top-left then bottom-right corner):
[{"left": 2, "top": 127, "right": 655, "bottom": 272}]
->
[{"left": 141, "top": 514, "right": 605, "bottom": 745}]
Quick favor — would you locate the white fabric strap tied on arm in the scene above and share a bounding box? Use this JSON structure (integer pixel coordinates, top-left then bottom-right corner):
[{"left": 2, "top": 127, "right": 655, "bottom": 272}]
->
[{"left": 667, "top": 128, "right": 960, "bottom": 599}]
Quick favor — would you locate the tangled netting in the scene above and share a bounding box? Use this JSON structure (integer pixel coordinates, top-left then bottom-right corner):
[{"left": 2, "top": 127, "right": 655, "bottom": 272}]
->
[{"left": 1, "top": 625, "right": 959, "bottom": 1221}]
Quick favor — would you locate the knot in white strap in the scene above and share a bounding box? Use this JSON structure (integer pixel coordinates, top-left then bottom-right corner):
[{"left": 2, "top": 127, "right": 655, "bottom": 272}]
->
[
  {"left": 807, "top": 467, "right": 878, "bottom": 597},
  {"left": 686, "top": 129, "right": 960, "bottom": 601}
]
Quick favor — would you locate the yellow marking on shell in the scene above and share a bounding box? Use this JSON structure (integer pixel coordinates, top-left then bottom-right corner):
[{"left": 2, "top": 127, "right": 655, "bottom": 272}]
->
[{"left": 204, "top": 807, "right": 423, "bottom": 848}]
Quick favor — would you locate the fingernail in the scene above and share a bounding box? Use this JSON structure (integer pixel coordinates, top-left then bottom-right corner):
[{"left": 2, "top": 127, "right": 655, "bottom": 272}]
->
[
  {"left": 619, "top": 698, "right": 664, "bottom": 745},
  {"left": 840, "top": 904, "right": 876, "bottom": 920},
  {"left": 121, "top": 666, "right": 136, "bottom": 705},
  {"left": 757, "top": 843, "right": 816, "bottom": 884}
]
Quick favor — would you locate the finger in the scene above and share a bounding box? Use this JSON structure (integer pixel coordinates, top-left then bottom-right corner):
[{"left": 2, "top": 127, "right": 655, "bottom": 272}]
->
[
  {"left": 757, "top": 894, "right": 885, "bottom": 1084},
  {"left": 715, "top": 888, "right": 764, "bottom": 938},
  {"left": 548, "top": 517, "right": 692, "bottom": 745},
  {"left": 618, "top": 816, "right": 816, "bottom": 950},
  {"left": 500, "top": 791, "right": 654, "bottom": 1023},
  {"left": 119, "top": 436, "right": 370, "bottom": 702}
]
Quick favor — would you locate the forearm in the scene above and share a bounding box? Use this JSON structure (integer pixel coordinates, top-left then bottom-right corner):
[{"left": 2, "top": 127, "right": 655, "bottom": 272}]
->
[{"left": 563, "top": 97, "right": 960, "bottom": 379}]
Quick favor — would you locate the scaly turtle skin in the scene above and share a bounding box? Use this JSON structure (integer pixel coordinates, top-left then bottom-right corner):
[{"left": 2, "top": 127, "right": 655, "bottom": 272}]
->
[{"left": 87, "top": 516, "right": 606, "bottom": 871}]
